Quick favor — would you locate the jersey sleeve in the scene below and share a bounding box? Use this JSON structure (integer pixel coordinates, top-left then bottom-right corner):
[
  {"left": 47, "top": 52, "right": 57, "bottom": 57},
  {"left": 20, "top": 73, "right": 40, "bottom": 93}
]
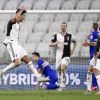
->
[
  {"left": 96, "top": 37, "right": 100, "bottom": 52},
  {"left": 37, "top": 59, "right": 44, "bottom": 69},
  {"left": 7, "top": 20, "right": 16, "bottom": 36},
  {"left": 71, "top": 34, "right": 76, "bottom": 43},
  {"left": 51, "top": 34, "right": 57, "bottom": 42}
]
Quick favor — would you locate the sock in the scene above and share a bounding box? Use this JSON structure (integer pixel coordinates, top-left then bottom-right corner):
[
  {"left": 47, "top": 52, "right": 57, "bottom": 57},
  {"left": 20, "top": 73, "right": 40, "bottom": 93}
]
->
[
  {"left": 96, "top": 75, "right": 100, "bottom": 92},
  {"left": 28, "top": 61, "right": 39, "bottom": 77},
  {"left": 87, "top": 72, "right": 92, "bottom": 91},
  {"left": 58, "top": 71, "right": 60, "bottom": 84},
  {"left": 2, "top": 63, "right": 15, "bottom": 74},
  {"left": 60, "top": 71, "right": 65, "bottom": 87}
]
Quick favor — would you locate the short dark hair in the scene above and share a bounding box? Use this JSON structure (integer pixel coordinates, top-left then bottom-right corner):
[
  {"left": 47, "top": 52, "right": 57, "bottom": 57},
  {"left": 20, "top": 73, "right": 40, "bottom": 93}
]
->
[
  {"left": 61, "top": 22, "right": 67, "bottom": 26},
  {"left": 93, "top": 23, "right": 98, "bottom": 30},
  {"left": 32, "top": 52, "right": 40, "bottom": 57},
  {"left": 16, "top": 8, "right": 27, "bottom": 15}
]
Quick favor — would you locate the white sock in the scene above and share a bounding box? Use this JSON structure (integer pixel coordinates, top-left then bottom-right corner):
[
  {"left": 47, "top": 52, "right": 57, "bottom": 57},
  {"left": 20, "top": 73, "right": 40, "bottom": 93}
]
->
[
  {"left": 2, "top": 63, "right": 15, "bottom": 74},
  {"left": 58, "top": 71, "right": 60, "bottom": 84},
  {"left": 28, "top": 61, "right": 39, "bottom": 77},
  {"left": 96, "top": 75, "right": 100, "bottom": 92},
  {"left": 87, "top": 72, "right": 92, "bottom": 91},
  {"left": 60, "top": 71, "right": 65, "bottom": 87}
]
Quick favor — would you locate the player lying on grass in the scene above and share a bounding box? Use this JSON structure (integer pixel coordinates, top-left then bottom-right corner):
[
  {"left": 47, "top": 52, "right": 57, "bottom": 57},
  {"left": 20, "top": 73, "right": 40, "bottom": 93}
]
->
[{"left": 32, "top": 52, "right": 59, "bottom": 90}]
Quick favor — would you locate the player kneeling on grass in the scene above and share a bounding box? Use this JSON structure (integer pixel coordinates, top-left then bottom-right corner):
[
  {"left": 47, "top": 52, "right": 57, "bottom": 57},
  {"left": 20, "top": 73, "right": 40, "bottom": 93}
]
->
[{"left": 32, "top": 52, "right": 59, "bottom": 90}]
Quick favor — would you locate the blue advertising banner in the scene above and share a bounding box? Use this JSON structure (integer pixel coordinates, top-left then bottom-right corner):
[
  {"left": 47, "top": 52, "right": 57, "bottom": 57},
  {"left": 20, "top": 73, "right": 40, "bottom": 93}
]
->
[{"left": 0, "top": 64, "right": 88, "bottom": 90}]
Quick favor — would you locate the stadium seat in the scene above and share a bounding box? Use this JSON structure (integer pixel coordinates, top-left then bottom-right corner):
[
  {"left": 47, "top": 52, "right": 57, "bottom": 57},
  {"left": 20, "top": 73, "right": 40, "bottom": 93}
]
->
[
  {"left": 0, "top": 14, "right": 11, "bottom": 21},
  {"left": 34, "top": 21, "right": 50, "bottom": 33},
  {"left": 55, "top": 14, "right": 70, "bottom": 22},
  {"left": 70, "top": 14, "right": 85, "bottom": 22},
  {"left": 0, "top": 0, "right": 6, "bottom": 10},
  {"left": 19, "top": 31, "right": 29, "bottom": 44},
  {"left": 41, "top": 14, "right": 55, "bottom": 22},
  {"left": 78, "top": 21, "right": 93, "bottom": 32},
  {"left": 85, "top": 14, "right": 99, "bottom": 21},
  {"left": 33, "top": 0, "right": 48, "bottom": 10},
  {"left": 71, "top": 44, "right": 81, "bottom": 57},
  {"left": 76, "top": 31, "right": 89, "bottom": 42},
  {"left": 26, "top": 14, "right": 40, "bottom": 23},
  {"left": 43, "top": 33, "right": 54, "bottom": 42},
  {"left": 62, "top": 0, "right": 75, "bottom": 10},
  {"left": 36, "top": 42, "right": 51, "bottom": 58},
  {"left": 47, "top": 0, "right": 62, "bottom": 10},
  {"left": 20, "top": 21, "right": 35, "bottom": 33},
  {"left": 4, "top": 0, "right": 19, "bottom": 10},
  {"left": 76, "top": 0, "right": 91, "bottom": 9},
  {"left": 91, "top": 0, "right": 100, "bottom": 9},
  {"left": 27, "top": 32, "right": 43, "bottom": 43},
  {"left": 49, "top": 21, "right": 62, "bottom": 33},
  {"left": 67, "top": 21, "right": 79, "bottom": 34},
  {"left": 23, "top": 43, "right": 37, "bottom": 55},
  {"left": 19, "top": 0, "right": 33, "bottom": 9},
  {"left": 0, "top": 44, "right": 6, "bottom": 58},
  {"left": 0, "top": 21, "right": 6, "bottom": 34}
]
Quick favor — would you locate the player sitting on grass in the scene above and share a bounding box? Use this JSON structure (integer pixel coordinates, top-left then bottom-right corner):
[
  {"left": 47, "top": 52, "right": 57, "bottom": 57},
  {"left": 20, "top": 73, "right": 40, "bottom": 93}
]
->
[{"left": 32, "top": 52, "right": 59, "bottom": 90}]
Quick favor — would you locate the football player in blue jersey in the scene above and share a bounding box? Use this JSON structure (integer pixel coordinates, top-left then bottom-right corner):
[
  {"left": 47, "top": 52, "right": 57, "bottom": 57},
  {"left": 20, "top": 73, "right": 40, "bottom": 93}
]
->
[
  {"left": 32, "top": 52, "right": 59, "bottom": 90},
  {"left": 83, "top": 23, "right": 99, "bottom": 93}
]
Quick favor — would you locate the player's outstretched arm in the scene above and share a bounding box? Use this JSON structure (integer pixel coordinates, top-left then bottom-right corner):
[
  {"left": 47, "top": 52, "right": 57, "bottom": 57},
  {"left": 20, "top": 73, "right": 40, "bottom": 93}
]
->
[{"left": 11, "top": 7, "right": 26, "bottom": 23}]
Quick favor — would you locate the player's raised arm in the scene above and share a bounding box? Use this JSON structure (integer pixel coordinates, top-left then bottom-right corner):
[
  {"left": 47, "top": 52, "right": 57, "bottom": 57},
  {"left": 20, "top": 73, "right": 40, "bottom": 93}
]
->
[{"left": 11, "top": 7, "right": 26, "bottom": 23}]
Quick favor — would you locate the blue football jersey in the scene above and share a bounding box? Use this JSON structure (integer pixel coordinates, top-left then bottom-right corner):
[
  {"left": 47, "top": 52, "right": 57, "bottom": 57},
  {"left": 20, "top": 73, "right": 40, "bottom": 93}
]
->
[
  {"left": 36, "top": 58, "right": 53, "bottom": 77},
  {"left": 90, "top": 30, "right": 99, "bottom": 59}
]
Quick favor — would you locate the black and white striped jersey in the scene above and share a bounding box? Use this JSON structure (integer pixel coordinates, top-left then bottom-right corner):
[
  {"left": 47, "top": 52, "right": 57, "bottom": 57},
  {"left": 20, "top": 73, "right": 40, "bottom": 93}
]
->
[
  {"left": 4, "top": 20, "right": 20, "bottom": 44},
  {"left": 51, "top": 33, "right": 76, "bottom": 58}
]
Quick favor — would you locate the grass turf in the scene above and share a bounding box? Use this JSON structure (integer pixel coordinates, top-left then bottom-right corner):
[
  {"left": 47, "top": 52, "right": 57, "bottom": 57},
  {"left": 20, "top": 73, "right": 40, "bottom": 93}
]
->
[{"left": 0, "top": 90, "right": 99, "bottom": 100}]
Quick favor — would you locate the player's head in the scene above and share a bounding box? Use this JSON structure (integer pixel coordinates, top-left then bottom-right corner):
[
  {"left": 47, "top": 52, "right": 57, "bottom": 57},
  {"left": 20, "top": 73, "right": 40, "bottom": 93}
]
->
[
  {"left": 92, "top": 23, "right": 98, "bottom": 31},
  {"left": 32, "top": 52, "right": 40, "bottom": 62},
  {"left": 16, "top": 8, "right": 27, "bottom": 22},
  {"left": 60, "top": 22, "right": 67, "bottom": 35}
]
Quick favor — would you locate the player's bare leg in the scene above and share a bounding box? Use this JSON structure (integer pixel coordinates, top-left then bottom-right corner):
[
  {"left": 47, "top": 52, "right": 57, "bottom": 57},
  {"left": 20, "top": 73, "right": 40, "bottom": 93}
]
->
[
  {"left": 85, "top": 66, "right": 93, "bottom": 94},
  {"left": 21, "top": 55, "right": 49, "bottom": 82},
  {"left": 58, "top": 64, "right": 67, "bottom": 91},
  {"left": 57, "top": 65, "right": 61, "bottom": 84},
  {"left": 0, "top": 58, "right": 21, "bottom": 77},
  {"left": 85, "top": 57, "right": 97, "bottom": 94},
  {"left": 21, "top": 55, "right": 40, "bottom": 77}
]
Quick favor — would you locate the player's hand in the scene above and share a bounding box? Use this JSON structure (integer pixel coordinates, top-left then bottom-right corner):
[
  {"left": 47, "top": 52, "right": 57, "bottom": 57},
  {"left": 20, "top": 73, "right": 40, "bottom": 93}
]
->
[
  {"left": 82, "top": 42, "right": 89, "bottom": 47},
  {"left": 95, "top": 52, "right": 100, "bottom": 57},
  {"left": 71, "top": 50, "right": 74, "bottom": 55},
  {"left": 20, "top": 6, "right": 25, "bottom": 10}
]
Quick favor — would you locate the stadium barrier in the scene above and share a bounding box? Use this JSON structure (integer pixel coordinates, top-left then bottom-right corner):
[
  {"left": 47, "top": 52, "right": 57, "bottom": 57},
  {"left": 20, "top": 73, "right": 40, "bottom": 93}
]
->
[{"left": 0, "top": 64, "right": 87, "bottom": 90}]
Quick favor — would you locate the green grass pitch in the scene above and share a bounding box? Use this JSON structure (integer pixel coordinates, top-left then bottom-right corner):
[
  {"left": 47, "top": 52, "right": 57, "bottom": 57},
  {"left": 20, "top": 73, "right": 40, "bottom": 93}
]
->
[{"left": 0, "top": 90, "right": 99, "bottom": 100}]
